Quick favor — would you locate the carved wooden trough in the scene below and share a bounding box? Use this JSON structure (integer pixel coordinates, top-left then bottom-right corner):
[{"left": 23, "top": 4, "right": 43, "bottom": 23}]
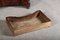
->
[{"left": 6, "top": 10, "right": 52, "bottom": 36}]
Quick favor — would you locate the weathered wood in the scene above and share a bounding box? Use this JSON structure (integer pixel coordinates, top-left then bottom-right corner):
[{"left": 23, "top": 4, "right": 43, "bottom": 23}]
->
[{"left": 6, "top": 10, "right": 52, "bottom": 36}]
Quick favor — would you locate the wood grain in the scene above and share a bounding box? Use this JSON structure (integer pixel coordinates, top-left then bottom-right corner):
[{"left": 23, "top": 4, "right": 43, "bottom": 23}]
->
[{"left": 6, "top": 10, "right": 52, "bottom": 36}]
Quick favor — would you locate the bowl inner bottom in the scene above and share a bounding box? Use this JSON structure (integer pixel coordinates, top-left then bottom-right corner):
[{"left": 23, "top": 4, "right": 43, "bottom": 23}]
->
[{"left": 10, "top": 18, "right": 42, "bottom": 30}]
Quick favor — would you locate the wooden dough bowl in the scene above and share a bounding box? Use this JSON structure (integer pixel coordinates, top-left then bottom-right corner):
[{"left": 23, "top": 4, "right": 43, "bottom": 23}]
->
[{"left": 6, "top": 10, "right": 52, "bottom": 36}]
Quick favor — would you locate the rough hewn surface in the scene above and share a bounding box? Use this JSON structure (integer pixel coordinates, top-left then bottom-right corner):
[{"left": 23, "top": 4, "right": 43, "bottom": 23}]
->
[{"left": 6, "top": 10, "right": 51, "bottom": 36}]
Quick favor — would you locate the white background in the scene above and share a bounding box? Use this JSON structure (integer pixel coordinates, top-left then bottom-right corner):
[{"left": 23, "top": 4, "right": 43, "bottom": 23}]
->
[{"left": 0, "top": 0, "right": 60, "bottom": 40}]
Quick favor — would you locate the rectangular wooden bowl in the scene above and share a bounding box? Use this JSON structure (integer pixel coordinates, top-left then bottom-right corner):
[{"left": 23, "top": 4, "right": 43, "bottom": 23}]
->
[{"left": 6, "top": 10, "right": 52, "bottom": 36}]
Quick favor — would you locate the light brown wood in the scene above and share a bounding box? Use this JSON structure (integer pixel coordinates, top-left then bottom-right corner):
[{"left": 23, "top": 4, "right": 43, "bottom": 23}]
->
[{"left": 6, "top": 10, "right": 52, "bottom": 36}]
